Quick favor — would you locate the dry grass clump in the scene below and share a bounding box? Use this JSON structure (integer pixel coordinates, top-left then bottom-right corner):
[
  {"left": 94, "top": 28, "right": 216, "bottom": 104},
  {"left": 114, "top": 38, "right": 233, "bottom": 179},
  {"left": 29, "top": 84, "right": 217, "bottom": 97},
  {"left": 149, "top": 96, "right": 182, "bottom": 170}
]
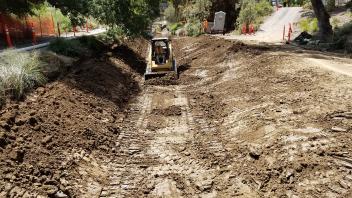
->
[{"left": 0, "top": 50, "right": 46, "bottom": 101}]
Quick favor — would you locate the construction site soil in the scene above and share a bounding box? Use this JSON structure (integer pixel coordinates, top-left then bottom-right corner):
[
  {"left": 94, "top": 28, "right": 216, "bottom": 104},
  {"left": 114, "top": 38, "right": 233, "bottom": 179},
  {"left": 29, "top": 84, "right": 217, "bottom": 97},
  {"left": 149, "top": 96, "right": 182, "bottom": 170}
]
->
[{"left": 1, "top": 36, "right": 352, "bottom": 197}]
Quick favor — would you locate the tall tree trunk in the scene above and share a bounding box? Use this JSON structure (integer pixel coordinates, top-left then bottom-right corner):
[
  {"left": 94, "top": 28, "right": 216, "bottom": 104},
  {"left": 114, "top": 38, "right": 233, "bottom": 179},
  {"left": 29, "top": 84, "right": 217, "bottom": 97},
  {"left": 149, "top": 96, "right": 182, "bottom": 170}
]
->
[{"left": 311, "top": 0, "right": 333, "bottom": 41}]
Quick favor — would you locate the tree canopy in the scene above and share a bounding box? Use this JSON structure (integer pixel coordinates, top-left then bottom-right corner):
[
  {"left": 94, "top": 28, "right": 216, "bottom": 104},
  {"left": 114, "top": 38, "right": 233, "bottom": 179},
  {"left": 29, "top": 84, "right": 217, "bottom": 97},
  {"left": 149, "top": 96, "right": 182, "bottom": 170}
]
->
[
  {"left": 0, "top": 0, "right": 160, "bottom": 35},
  {"left": 0, "top": 0, "right": 45, "bottom": 16}
]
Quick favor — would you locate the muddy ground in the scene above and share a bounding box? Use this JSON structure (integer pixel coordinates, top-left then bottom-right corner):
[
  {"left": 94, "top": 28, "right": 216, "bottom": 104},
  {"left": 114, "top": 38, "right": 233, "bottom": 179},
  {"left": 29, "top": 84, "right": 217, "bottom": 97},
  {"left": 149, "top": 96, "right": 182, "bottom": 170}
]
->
[{"left": 1, "top": 36, "right": 352, "bottom": 198}]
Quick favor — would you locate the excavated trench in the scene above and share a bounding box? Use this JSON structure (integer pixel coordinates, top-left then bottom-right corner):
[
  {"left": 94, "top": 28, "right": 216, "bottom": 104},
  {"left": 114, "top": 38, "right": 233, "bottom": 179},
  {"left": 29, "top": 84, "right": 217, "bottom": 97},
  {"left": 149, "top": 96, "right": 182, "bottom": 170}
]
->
[{"left": 1, "top": 36, "right": 352, "bottom": 197}]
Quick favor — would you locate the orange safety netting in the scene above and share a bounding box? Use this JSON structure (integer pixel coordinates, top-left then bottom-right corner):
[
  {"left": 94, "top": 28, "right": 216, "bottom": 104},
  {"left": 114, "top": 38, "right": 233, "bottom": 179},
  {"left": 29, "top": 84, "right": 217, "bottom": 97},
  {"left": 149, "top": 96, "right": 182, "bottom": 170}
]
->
[{"left": 0, "top": 13, "right": 56, "bottom": 46}]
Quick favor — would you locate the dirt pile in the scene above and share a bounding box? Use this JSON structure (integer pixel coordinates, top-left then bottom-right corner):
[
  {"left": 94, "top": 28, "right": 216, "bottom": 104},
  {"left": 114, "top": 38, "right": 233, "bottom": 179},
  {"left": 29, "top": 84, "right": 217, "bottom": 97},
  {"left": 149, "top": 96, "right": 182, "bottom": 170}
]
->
[
  {"left": 0, "top": 38, "right": 147, "bottom": 196},
  {"left": 151, "top": 105, "right": 182, "bottom": 117},
  {"left": 144, "top": 72, "right": 179, "bottom": 86}
]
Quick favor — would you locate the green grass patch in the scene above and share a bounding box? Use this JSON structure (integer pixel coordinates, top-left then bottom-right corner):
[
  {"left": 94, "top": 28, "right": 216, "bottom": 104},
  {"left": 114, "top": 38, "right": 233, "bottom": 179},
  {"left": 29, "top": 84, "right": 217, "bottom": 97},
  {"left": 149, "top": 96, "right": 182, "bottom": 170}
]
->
[
  {"left": 299, "top": 18, "right": 318, "bottom": 33},
  {"left": 49, "top": 38, "right": 85, "bottom": 57}
]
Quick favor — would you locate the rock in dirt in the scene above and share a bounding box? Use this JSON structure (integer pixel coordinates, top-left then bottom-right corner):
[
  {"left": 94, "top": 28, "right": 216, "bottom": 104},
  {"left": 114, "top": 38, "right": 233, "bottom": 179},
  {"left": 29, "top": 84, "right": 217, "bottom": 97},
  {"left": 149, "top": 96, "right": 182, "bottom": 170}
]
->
[
  {"left": 41, "top": 184, "right": 59, "bottom": 195},
  {"left": 54, "top": 190, "right": 68, "bottom": 198},
  {"left": 331, "top": 127, "right": 347, "bottom": 132},
  {"left": 249, "top": 147, "right": 261, "bottom": 160},
  {"left": 9, "top": 149, "right": 25, "bottom": 163},
  {"left": 41, "top": 135, "right": 53, "bottom": 145}
]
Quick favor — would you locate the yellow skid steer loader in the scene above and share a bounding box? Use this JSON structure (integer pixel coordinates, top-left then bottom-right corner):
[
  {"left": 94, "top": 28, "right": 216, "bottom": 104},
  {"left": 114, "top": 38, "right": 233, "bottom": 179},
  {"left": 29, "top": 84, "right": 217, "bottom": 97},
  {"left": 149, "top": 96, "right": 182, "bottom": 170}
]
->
[{"left": 144, "top": 37, "right": 178, "bottom": 80}]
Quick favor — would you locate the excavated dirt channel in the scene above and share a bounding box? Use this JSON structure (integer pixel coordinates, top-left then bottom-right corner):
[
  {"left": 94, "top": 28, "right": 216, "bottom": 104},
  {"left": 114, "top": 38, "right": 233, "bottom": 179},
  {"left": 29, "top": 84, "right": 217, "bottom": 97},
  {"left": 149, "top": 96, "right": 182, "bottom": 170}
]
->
[{"left": 1, "top": 36, "right": 352, "bottom": 197}]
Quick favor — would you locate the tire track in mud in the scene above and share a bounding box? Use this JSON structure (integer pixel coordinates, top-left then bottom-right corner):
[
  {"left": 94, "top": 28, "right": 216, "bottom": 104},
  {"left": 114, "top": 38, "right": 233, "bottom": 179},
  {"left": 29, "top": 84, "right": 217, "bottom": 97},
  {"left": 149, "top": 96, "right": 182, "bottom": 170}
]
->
[{"left": 99, "top": 84, "right": 226, "bottom": 197}]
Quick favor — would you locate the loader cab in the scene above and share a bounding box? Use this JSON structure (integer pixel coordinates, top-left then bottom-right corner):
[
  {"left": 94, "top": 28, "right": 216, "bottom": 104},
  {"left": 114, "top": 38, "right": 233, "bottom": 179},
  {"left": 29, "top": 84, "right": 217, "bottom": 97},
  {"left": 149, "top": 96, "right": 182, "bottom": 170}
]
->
[{"left": 151, "top": 38, "right": 170, "bottom": 65}]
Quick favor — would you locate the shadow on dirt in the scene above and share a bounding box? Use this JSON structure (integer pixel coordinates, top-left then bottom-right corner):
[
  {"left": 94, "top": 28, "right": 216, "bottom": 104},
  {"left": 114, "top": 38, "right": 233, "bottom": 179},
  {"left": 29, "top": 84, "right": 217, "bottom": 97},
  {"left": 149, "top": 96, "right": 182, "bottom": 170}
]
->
[
  {"left": 65, "top": 57, "right": 142, "bottom": 110},
  {"left": 178, "top": 63, "right": 191, "bottom": 74},
  {"left": 112, "top": 45, "right": 147, "bottom": 75}
]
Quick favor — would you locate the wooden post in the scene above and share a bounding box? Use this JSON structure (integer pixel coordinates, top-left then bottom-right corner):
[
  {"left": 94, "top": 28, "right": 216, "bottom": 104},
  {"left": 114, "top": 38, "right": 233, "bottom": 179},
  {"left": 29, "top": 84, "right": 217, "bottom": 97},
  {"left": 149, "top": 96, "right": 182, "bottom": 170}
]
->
[
  {"left": 86, "top": 18, "right": 89, "bottom": 33},
  {"left": 39, "top": 14, "right": 43, "bottom": 37},
  {"left": 31, "top": 23, "right": 36, "bottom": 45},
  {"left": 57, "top": 22, "right": 61, "bottom": 37},
  {"left": 4, "top": 24, "right": 13, "bottom": 48},
  {"left": 283, "top": 25, "right": 286, "bottom": 41},
  {"left": 73, "top": 26, "right": 76, "bottom": 37}
]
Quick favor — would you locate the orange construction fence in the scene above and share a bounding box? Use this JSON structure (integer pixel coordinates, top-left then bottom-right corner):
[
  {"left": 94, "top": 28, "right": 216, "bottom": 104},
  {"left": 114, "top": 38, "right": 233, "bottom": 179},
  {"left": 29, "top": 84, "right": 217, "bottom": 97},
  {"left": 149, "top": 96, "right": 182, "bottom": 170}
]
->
[{"left": 0, "top": 13, "right": 56, "bottom": 47}]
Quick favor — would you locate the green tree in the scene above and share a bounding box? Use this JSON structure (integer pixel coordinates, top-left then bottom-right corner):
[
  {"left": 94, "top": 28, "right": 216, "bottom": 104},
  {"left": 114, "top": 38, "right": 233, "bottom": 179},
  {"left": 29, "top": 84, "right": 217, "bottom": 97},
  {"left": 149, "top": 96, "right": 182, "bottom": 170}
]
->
[
  {"left": 0, "top": 0, "right": 45, "bottom": 16},
  {"left": 182, "top": 0, "right": 212, "bottom": 20},
  {"left": 88, "top": 0, "right": 160, "bottom": 35}
]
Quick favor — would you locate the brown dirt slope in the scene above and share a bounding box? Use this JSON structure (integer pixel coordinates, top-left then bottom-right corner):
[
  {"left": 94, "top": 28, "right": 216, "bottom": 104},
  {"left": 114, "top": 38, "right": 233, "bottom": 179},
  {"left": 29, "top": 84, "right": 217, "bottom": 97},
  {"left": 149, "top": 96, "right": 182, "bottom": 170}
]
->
[
  {"left": 1, "top": 35, "right": 352, "bottom": 198},
  {"left": 0, "top": 38, "right": 148, "bottom": 197}
]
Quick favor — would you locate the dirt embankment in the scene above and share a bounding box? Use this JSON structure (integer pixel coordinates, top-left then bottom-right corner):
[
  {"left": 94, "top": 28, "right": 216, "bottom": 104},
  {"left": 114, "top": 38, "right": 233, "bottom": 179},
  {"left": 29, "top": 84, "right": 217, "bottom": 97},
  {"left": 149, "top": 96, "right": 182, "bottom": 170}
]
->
[
  {"left": 171, "top": 36, "right": 352, "bottom": 197},
  {"left": 1, "top": 35, "right": 352, "bottom": 198},
  {"left": 0, "top": 38, "right": 148, "bottom": 197}
]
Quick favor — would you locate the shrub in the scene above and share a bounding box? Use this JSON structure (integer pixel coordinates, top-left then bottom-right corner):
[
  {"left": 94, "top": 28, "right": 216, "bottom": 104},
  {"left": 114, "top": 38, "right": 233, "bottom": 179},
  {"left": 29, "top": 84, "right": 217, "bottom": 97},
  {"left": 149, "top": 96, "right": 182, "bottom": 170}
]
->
[
  {"left": 311, "top": 18, "right": 319, "bottom": 32},
  {"left": 302, "top": 0, "right": 312, "bottom": 9},
  {"left": 169, "top": 23, "right": 183, "bottom": 35},
  {"left": 335, "top": 22, "right": 352, "bottom": 37},
  {"left": 0, "top": 50, "right": 46, "bottom": 99},
  {"left": 237, "top": 0, "right": 257, "bottom": 26},
  {"left": 49, "top": 38, "right": 85, "bottom": 57},
  {"left": 331, "top": 17, "right": 340, "bottom": 29},
  {"left": 78, "top": 36, "right": 106, "bottom": 52},
  {"left": 326, "top": 0, "right": 335, "bottom": 11},
  {"left": 299, "top": 18, "right": 318, "bottom": 33},
  {"left": 185, "top": 20, "right": 203, "bottom": 36},
  {"left": 346, "top": 0, "right": 352, "bottom": 9},
  {"left": 236, "top": 0, "right": 273, "bottom": 31},
  {"left": 164, "top": 4, "right": 176, "bottom": 22},
  {"left": 255, "top": 0, "right": 273, "bottom": 17},
  {"left": 182, "top": 0, "right": 212, "bottom": 21},
  {"left": 98, "top": 26, "right": 126, "bottom": 45}
]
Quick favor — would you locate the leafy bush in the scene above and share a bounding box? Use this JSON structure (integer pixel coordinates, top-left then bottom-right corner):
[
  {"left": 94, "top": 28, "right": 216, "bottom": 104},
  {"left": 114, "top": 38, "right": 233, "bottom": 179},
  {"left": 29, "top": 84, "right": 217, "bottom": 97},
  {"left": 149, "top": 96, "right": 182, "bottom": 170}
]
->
[
  {"left": 32, "top": 2, "right": 72, "bottom": 33},
  {"left": 335, "top": 22, "right": 352, "bottom": 37},
  {"left": 299, "top": 18, "right": 318, "bottom": 33},
  {"left": 311, "top": 18, "right": 319, "bottom": 32},
  {"left": 98, "top": 26, "right": 127, "bottom": 45},
  {"left": 331, "top": 17, "right": 340, "bottom": 29},
  {"left": 164, "top": 4, "right": 176, "bottom": 22},
  {"left": 255, "top": 0, "right": 273, "bottom": 17},
  {"left": 0, "top": 50, "right": 46, "bottom": 99},
  {"left": 326, "top": 0, "right": 335, "bottom": 11},
  {"left": 78, "top": 36, "right": 106, "bottom": 52},
  {"left": 236, "top": 0, "right": 273, "bottom": 31},
  {"left": 185, "top": 21, "right": 203, "bottom": 36},
  {"left": 49, "top": 38, "right": 85, "bottom": 57},
  {"left": 182, "top": 0, "right": 212, "bottom": 21},
  {"left": 302, "top": 0, "right": 312, "bottom": 9},
  {"left": 331, "top": 22, "right": 352, "bottom": 52},
  {"left": 237, "top": 0, "right": 257, "bottom": 25},
  {"left": 346, "top": 0, "right": 352, "bottom": 9},
  {"left": 169, "top": 23, "right": 183, "bottom": 35}
]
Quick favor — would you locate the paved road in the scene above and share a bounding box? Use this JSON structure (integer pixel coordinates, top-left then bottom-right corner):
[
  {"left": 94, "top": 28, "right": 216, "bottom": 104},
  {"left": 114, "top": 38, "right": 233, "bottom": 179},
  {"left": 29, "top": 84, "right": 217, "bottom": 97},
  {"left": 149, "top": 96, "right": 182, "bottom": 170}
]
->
[
  {"left": 0, "top": 28, "right": 106, "bottom": 53},
  {"left": 221, "top": 7, "right": 352, "bottom": 78},
  {"left": 222, "top": 7, "right": 303, "bottom": 43}
]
